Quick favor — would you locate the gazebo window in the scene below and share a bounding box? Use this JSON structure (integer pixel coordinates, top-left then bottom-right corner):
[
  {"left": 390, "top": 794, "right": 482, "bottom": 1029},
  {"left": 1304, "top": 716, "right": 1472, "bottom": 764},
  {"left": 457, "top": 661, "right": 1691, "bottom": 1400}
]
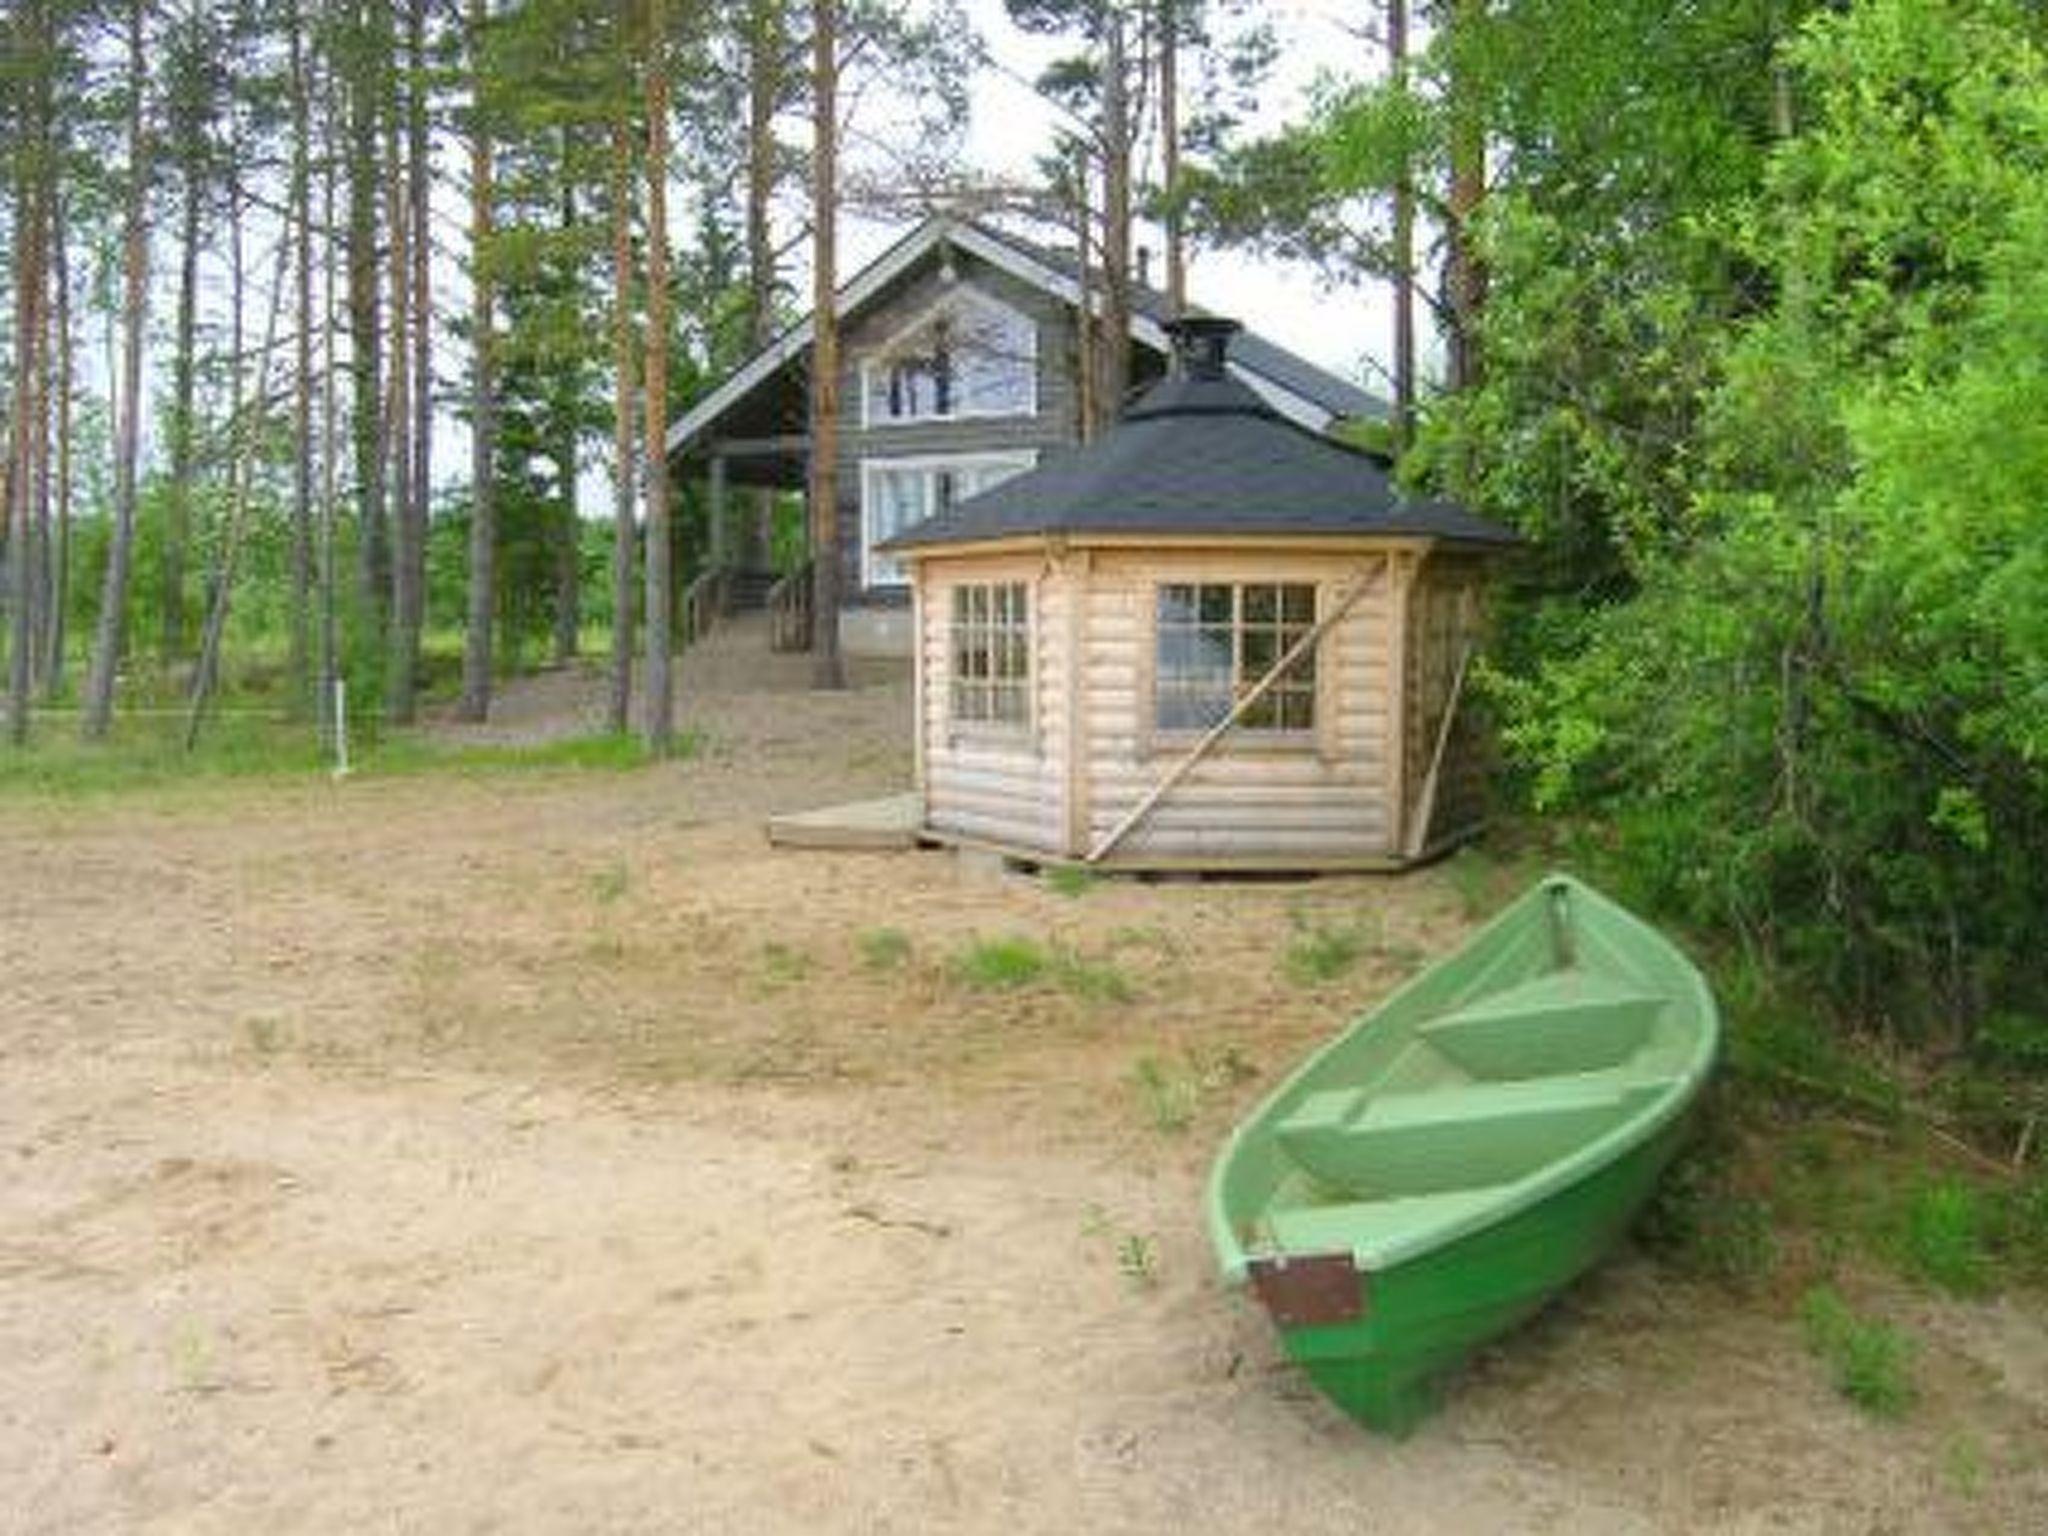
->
[
  {"left": 1155, "top": 583, "right": 1317, "bottom": 732},
  {"left": 950, "top": 582, "right": 1031, "bottom": 727}
]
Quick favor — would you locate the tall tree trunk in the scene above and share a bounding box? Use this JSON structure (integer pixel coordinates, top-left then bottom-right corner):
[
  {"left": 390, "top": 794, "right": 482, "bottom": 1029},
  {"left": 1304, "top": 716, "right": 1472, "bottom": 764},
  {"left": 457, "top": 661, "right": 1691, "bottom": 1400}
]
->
[
  {"left": 1157, "top": 0, "right": 1185, "bottom": 318},
  {"left": 643, "top": 0, "right": 677, "bottom": 747},
  {"left": 408, "top": 0, "right": 433, "bottom": 684},
  {"left": 459, "top": 0, "right": 497, "bottom": 722},
  {"left": 319, "top": 74, "right": 343, "bottom": 747},
  {"left": 8, "top": 169, "right": 46, "bottom": 745},
  {"left": 83, "top": 0, "right": 150, "bottom": 741},
  {"left": 43, "top": 196, "right": 72, "bottom": 700},
  {"left": 745, "top": 0, "right": 782, "bottom": 569},
  {"left": 807, "top": 0, "right": 845, "bottom": 690},
  {"left": 163, "top": 161, "right": 203, "bottom": 664},
  {"left": 385, "top": 76, "right": 418, "bottom": 724},
  {"left": 288, "top": 0, "right": 315, "bottom": 718},
  {"left": 1098, "top": 13, "right": 1132, "bottom": 423},
  {"left": 607, "top": 117, "right": 637, "bottom": 735},
  {"left": 1071, "top": 139, "right": 1097, "bottom": 440},
  {"left": 29, "top": 190, "right": 55, "bottom": 692},
  {"left": 349, "top": 1, "right": 389, "bottom": 634},
  {"left": 552, "top": 158, "right": 581, "bottom": 665},
  {"left": 1388, "top": 0, "right": 1416, "bottom": 444},
  {"left": 1442, "top": 0, "right": 1487, "bottom": 393}
]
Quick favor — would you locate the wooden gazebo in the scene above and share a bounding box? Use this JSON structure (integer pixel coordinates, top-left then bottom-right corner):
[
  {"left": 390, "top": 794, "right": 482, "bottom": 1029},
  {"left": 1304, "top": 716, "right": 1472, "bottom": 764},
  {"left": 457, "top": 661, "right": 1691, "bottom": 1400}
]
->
[{"left": 880, "top": 318, "right": 1517, "bottom": 872}]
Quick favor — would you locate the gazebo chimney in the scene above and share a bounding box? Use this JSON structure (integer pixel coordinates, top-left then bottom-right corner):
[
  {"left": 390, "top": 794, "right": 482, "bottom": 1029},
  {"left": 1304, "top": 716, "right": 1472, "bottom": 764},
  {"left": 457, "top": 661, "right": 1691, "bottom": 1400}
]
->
[{"left": 1167, "top": 315, "right": 1242, "bottom": 381}]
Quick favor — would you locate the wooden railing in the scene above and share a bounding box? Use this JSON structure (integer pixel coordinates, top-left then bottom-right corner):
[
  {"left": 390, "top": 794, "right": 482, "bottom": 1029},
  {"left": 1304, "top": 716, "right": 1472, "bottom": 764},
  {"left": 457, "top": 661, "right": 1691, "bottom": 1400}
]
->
[
  {"left": 681, "top": 566, "right": 732, "bottom": 649},
  {"left": 767, "top": 559, "right": 814, "bottom": 653}
]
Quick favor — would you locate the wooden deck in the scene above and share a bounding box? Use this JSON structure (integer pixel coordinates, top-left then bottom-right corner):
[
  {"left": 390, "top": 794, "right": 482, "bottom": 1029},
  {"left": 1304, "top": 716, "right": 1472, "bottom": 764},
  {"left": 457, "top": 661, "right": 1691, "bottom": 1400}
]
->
[{"left": 764, "top": 792, "right": 924, "bottom": 851}]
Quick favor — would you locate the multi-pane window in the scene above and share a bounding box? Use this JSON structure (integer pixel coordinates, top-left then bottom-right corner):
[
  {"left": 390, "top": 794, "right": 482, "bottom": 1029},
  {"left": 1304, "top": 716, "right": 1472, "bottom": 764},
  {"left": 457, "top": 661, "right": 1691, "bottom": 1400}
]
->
[
  {"left": 863, "top": 294, "right": 1037, "bottom": 425},
  {"left": 950, "top": 583, "right": 1031, "bottom": 727},
  {"left": 862, "top": 454, "right": 1034, "bottom": 587},
  {"left": 1155, "top": 583, "right": 1318, "bottom": 732}
]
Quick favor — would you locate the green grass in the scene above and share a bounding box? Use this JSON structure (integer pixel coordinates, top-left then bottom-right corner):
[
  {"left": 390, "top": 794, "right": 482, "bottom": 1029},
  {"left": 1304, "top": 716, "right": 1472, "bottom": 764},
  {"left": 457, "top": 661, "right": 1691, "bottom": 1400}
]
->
[
  {"left": 949, "top": 936, "right": 1050, "bottom": 991},
  {"left": 591, "top": 860, "right": 631, "bottom": 904},
  {"left": 947, "top": 935, "right": 1134, "bottom": 1002},
  {"left": 1799, "top": 1285, "right": 1917, "bottom": 1417},
  {"left": 362, "top": 730, "right": 680, "bottom": 776},
  {"left": 1894, "top": 1179, "right": 1994, "bottom": 1296},
  {"left": 758, "top": 941, "right": 813, "bottom": 988},
  {"left": 1129, "top": 1045, "right": 1258, "bottom": 1135},
  {"left": 1042, "top": 863, "right": 1098, "bottom": 898},
  {"left": 857, "top": 927, "right": 912, "bottom": 971},
  {"left": 1281, "top": 913, "right": 1375, "bottom": 987},
  {"left": 0, "top": 714, "right": 676, "bottom": 799},
  {"left": 1115, "top": 1232, "right": 1160, "bottom": 1289}
]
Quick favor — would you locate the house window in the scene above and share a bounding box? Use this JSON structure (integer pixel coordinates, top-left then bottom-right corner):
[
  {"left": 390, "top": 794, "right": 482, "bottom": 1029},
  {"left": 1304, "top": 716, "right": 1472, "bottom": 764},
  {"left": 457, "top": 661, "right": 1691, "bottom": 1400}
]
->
[
  {"left": 1155, "top": 583, "right": 1318, "bottom": 733},
  {"left": 862, "top": 290, "right": 1037, "bottom": 426},
  {"left": 861, "top": 453, "right": 1035, "bottom": 587},
  {"left": 950, "top": 582, "right": 1031, "bottom": 728}
]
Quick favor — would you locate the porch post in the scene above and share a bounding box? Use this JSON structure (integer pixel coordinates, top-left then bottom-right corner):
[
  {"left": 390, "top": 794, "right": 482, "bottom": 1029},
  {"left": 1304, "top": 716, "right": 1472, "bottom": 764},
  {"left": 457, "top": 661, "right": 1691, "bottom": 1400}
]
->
[{"left": 708, "top": 451, "right": 729, "bottom": 569}]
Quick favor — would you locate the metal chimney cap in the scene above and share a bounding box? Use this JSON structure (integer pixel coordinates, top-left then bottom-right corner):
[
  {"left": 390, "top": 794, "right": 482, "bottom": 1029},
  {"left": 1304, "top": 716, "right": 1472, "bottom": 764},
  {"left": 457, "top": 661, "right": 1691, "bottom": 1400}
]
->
[{"left": 1164, "top": 315, "right": 1243, "bottom": 381}]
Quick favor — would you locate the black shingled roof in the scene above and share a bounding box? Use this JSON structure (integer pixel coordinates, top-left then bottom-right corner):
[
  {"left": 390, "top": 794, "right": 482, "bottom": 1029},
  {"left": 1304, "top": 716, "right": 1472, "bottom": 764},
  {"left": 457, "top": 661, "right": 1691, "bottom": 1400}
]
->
[{"left": 881, "top": 324, "right": 1516, "bottom": 553}]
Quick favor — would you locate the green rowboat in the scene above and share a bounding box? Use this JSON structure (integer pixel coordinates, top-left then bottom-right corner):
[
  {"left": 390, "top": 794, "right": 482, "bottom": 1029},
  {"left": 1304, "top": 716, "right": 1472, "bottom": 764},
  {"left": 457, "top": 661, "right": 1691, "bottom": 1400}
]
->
[{"left": 1207, "top": 873, "right": 1719, "bottom": 1434}]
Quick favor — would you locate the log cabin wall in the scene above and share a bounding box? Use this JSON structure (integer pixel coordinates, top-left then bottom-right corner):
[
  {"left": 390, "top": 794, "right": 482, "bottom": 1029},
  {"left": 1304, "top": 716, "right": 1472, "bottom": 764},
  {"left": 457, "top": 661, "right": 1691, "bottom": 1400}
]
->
[
  {"left": 917, "top": 549, "right": 1072, "bottom": 854},
  {"left": 1404, "top": 553, "right": 1491, "bottom": 852},
  {"left": 1076, "top": 547, "right": 1399, "bottom": 865}
]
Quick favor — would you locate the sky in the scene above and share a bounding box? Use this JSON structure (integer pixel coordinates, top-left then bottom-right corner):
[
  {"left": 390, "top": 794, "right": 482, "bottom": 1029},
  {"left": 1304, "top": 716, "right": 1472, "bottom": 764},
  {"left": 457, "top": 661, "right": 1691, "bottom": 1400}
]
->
[{"left": 836, "top": 0, "right": 1402, "bottom": 397}]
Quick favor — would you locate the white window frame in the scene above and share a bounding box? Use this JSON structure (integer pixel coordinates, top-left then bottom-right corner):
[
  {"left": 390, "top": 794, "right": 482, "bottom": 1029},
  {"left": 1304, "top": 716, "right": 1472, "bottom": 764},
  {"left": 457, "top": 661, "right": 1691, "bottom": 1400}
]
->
[
  {"left": 860, "top": 451, "right": 1038, "bottom": 590},
  {"left": 946, "top": 580, "right": 1034, "bottom": 735},
  {"left": 859, "top": 286, "right": 1041, "bottom": 429}
]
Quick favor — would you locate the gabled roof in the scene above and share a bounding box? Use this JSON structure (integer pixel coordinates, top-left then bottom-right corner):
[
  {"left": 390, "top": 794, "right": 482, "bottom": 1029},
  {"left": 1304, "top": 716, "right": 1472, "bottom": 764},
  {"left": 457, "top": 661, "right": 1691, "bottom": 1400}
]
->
[
  {"left": 666, "top": 214, "right": 1389, "bottom": 459},
  {"left": 881, "top": 320, "right": 1515, "bottom": 553}
]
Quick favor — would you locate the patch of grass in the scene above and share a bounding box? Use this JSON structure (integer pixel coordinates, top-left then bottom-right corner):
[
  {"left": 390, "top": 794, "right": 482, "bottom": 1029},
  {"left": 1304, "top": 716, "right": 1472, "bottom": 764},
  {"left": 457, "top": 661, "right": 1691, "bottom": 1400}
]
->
[
  {"left": 1638, "top": 1140, "right": 1777, "bottom": 1289},
  {"left": 1799, "top": 1285, "right": 1916, "bottom": 1418},
  {"left": 1281, "top": 911, "right": 1375, "bottom": 987},
  {"left": 1132, "top": 1055, "right": 1203, "bottom": 1134},
  {"left": 591, "top": 860, "right": 631, "bottom": 904},
  {"left": 0, "top": 715, "right": 680, "bottom": 799},
  {"left": 1116, "top": 1232, "right": 1160, "bottom": 1289},
  {"left": 1992, "top": 1174, "right": 2048, "bottom": 1283},
  {"left": 244, "top": 1016, "right": 286, "bottom": 1059},
  {"left": 949, "top": 936, "right": 1049, "bottom": 991},
  {"left": 1943, "top": 1433, "right": 1985, "bottom": 1500},
  {"left": 947, "top": 935, "right": 1133, "bottom": 1002},
  {"left": 1042, "top": 863, "right": 1097, "bottom": 898},
  {"left": 856, "top": 927, "right": 912, "bottom": 971},
  {"left": 1049, "top": 948, "right": 1133, "bottom": 1003},
  {"left": 758, "top": 941, "right": 813, "bottom": 988},
  {"left": 0, "top": 713, "right": 325, "bottom": 797},
  {"left": 1130, "top": 1045, "right": 1258, "bottom": 1135},
  {"left": 1894, "top": 1179, "right": 1993, "bottom": 1296},
  {"left": 364, "top": 730, "right": 676, "bottom": 776}
]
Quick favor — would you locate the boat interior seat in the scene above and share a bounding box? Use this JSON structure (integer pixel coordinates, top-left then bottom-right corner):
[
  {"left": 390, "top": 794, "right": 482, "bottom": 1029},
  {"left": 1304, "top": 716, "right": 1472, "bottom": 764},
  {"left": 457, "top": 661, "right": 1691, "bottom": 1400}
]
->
[
  {"left": 1421, "top": 969, "right": 1669, "bottom": 1080},
  {"left": 1277, "top": 1070, "right": 1680, "bottom": 1198},
  {"left": 1265, "top": 1187, "right": 1505, "bottom": 1264}
]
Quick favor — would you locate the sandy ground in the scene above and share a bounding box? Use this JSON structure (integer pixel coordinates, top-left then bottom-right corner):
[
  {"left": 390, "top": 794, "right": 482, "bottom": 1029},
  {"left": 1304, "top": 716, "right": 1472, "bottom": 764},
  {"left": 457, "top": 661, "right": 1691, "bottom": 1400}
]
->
[{"left": 2, "top": 626, "right": 2043, "bottom": 1534}]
